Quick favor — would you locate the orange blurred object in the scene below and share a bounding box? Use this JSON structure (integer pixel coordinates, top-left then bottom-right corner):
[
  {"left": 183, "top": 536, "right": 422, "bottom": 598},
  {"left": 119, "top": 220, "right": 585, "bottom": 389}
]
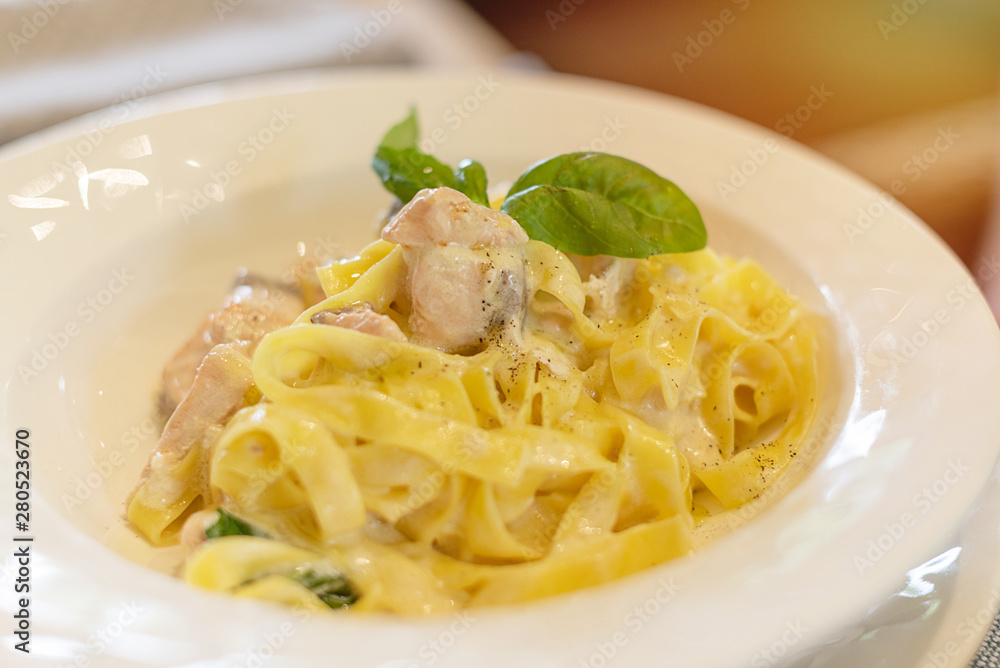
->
[{"left": 464, "top": 0, "right": 1000, "bottom": 266}]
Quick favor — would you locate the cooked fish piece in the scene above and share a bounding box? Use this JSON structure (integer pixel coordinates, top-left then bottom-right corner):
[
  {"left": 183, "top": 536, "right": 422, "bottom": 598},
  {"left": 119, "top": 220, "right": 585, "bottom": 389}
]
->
[
  {"left": 310, "top": 303, "right": 407, "bottom": 341},
  {"left": 381, "top": 187, "right": 529, "bottom": 352},
  {"left": 128, "top": 345, "right": 254, "bottom": 541},
  {"left": 160, "top": 271, "right": 305, "bottom": 414}
]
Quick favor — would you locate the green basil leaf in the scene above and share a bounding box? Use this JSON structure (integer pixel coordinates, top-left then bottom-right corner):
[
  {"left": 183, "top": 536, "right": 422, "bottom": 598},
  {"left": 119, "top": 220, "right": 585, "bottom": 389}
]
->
[
  {"left": 501, "top": 152, "right": 706, "bottom": 257},
  {"left": 455, "top": 159, "right": 489, "bottom": 206},
  {"left": 204, "top": 508, "right": 268, "bottom": 539},
  {"left": 287, "top": 569, "right": 358, "bottom": 609},
  {"left": 373, "top": 111, "right": 494, "bottom": 206},
  {"left": 378, "top": 107, "right": 419, "bottom": 150},
  {"left": 373, "top": 109, "right": 458, "bottom": 202},
  {"left": 373, "top": 146, "right": 459, "bottom": 204}
]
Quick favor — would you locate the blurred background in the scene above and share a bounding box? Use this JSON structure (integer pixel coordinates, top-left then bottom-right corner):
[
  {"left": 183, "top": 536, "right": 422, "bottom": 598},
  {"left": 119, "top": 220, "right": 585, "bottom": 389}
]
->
[{"left": 1, "top": 0, "right": 998, "bottom": 299}]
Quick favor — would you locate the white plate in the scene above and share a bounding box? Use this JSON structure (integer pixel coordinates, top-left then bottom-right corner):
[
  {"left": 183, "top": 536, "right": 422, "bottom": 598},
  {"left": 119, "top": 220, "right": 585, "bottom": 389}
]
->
[{"left": 2, "top": 69, "right": 999, "bottom": 668}]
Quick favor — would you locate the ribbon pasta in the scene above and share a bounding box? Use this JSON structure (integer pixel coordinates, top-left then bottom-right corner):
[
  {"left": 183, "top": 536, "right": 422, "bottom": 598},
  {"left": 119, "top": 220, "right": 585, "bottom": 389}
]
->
[{"left": 132, "top": 232, "right": 821, "bottom": 613}]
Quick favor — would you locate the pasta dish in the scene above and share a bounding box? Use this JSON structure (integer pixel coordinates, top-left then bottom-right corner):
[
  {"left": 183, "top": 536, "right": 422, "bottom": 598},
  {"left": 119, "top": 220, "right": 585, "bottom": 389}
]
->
[{"left": 126, "top": 114, "right": 822, "bottom": 614}]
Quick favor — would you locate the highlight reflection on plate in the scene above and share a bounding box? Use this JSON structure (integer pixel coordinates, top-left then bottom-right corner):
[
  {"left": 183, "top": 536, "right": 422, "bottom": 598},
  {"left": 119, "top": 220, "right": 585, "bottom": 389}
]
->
[{"left": 1, "top": 69, "right": 999, "bottom": 668}]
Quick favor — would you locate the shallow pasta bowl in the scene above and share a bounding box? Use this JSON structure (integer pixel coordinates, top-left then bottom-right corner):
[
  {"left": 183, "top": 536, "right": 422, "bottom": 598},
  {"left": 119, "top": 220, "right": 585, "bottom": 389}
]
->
[{"left": 2, "top": 69, "right": 999, "bottom": 668}]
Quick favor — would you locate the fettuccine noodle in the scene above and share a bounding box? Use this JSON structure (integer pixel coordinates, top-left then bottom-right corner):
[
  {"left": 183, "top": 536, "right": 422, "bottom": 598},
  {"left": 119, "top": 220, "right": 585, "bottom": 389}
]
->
[{"left": 128, "top": 188, "right": 821, "bottom": 614}]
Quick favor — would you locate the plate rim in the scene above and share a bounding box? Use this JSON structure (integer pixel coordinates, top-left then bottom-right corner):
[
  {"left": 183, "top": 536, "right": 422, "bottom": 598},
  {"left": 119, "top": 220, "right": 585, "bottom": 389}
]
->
[{"left": 2, "top": 66, "right": 999, "bottom": 668}]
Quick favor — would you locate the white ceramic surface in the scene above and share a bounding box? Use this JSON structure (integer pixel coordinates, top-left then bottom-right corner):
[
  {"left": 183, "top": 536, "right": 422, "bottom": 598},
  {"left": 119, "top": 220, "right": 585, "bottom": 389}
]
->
[{"left": 1, "top": 69, "right": 999, "bottom": 668}]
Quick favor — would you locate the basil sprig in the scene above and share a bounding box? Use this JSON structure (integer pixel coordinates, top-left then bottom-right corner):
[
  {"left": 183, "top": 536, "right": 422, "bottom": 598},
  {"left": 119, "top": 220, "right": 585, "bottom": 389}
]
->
[
  {"left": 372, "top": 111, "right": 706, "bottom": 258},
  {"left": 287, "top": 569, "right": 358, "bottom": 609},
  {"left": 204, "top": 508, "right": 269, "bottom": 539},
  {"left": 371, "top": 109, "right": 489, "bottom": 206}
]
